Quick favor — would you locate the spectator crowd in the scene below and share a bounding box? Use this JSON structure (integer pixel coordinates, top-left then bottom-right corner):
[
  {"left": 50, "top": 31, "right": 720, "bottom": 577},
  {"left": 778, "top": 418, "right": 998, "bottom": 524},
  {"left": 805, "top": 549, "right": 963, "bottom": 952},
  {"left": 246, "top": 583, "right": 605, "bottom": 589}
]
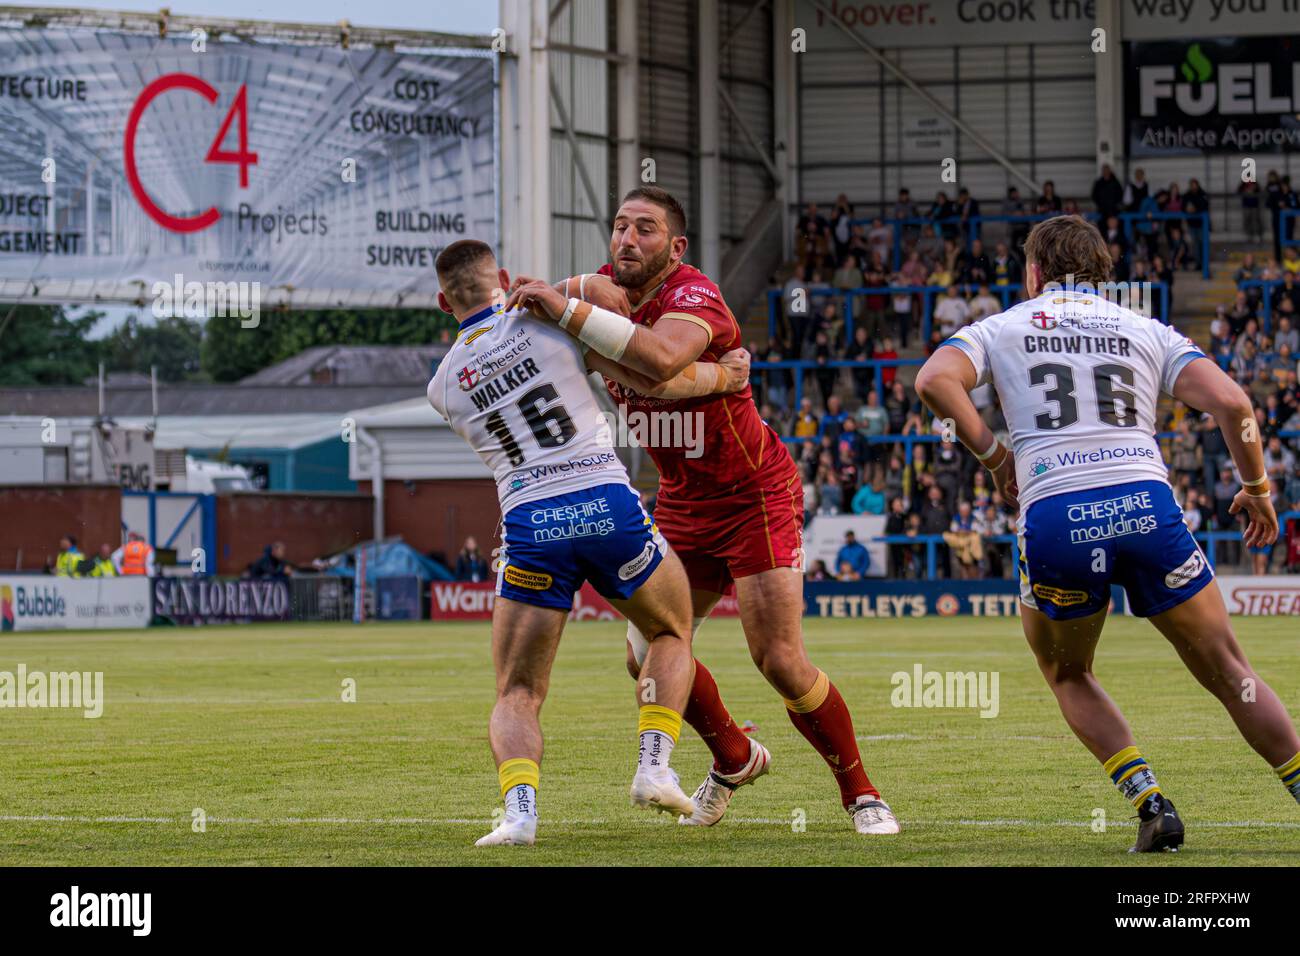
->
[{"left": 755, "top": 170, "right": 1300, "bottom": 581}]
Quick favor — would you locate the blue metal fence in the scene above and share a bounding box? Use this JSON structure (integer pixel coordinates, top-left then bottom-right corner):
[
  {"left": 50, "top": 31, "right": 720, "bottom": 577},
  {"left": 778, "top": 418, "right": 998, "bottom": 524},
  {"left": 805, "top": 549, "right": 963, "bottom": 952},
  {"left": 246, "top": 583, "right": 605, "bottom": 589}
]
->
[
  {"left": 1237, "top": 278, "right": 1299, "bottom": 334},
  {"left": 767, "top": 281, "right": 1171, "bottom": 344},
  {"left": 1283, "top": 209, "right": 1299, "bottom": 249},
  {"left": 1117, "top": 210, "right": 1211, "bottom": 278},
  {"left": 832, "top": 210, "right": 1208, "bottom": 278},
  {"left": 845, "top": 211, "right": 1100, "bottom": 273},
  {"left": 864, "top": 512, "right": 1299, "bottom": 581},
  {"left": 753, "top": 357, "right": 925, "bottom": 408}
]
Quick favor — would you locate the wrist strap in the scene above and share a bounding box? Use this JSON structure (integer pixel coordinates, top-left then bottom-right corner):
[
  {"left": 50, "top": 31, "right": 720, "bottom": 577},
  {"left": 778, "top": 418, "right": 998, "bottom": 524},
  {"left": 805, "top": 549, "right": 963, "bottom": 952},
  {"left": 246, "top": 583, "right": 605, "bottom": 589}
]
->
[
  {"left": 559, "top": 297, "right": 579, "bottom": 329},
  {"left": 1245, "top": 489, "right": 1272, "bottom": 499},
  {"left": 974, "top": 436, "right": 1000, "bottom": 461},
  {"left": 982, "top": 444, "right": 1009, "bottom": 472},
  {"left": 1242, "top": 474, "right": 1268, "bottom": 487}
]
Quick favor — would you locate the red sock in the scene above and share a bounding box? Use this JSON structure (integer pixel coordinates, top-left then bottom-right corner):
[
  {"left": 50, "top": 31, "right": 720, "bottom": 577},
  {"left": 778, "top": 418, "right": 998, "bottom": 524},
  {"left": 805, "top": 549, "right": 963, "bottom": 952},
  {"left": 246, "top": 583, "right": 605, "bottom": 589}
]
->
[
  {"left": 785, "top": 672, "right": 878, "bottom": 808},
  {"left": 683, "top": 660, "right": 752, "bottom": 776}
]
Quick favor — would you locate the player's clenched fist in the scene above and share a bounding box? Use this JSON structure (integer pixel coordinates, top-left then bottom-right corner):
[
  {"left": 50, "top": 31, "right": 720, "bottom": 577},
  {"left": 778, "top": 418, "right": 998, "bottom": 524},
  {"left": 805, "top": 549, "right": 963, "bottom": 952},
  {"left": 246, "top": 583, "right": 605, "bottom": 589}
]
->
[{"left": 716, "top": 348, "right": 751, "bottom": 394}]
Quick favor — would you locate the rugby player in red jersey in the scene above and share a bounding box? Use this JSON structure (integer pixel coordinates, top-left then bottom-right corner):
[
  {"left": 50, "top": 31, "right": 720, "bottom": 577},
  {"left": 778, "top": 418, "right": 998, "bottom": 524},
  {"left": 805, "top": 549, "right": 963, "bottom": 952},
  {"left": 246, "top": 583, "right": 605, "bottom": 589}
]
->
[{"left": 506, "top": 186, "right": 899, "bottom": 835}]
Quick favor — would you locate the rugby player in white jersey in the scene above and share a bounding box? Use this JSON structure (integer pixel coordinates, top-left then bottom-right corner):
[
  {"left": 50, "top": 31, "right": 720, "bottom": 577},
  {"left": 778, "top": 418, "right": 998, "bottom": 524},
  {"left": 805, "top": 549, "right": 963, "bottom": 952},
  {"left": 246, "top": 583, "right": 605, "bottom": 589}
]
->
[
  {"left": 915, "top": 215, "right": 1300, "bottom": 852},
  {"left": 427, "top": 240, "right": 751, "bottom": 846}
]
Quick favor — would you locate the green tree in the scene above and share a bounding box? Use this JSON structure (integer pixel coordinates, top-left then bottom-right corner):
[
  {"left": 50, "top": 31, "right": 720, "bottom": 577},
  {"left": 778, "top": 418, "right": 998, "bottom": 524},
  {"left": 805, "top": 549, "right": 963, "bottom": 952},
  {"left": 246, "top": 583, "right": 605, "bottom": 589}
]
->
[
  {"left": 200, "top": 310, "right": 456, "bottom": 381},
  {"left": 0, "top": 306, "right": 104, "bottom": 386},
  {"left": 104, "top": 316, "right": 205, "bottom": 381}
]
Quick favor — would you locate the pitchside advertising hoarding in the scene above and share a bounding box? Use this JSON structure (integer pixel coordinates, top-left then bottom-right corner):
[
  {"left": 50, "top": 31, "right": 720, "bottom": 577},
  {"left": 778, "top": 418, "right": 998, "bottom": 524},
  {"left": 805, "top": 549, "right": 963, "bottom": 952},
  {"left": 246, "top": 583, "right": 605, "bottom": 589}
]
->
[
  {"left": 152, "top": 578, "right": 290, "bottom": 625},
  {"left": 0, "top": 577, "right": 151, "bottom": 631},
  {"left": 0, "top": 24, "right": 495, "bottom": 307},
  {"left": 1126, "top": 35, "right": 1300, "bottom": 154}
]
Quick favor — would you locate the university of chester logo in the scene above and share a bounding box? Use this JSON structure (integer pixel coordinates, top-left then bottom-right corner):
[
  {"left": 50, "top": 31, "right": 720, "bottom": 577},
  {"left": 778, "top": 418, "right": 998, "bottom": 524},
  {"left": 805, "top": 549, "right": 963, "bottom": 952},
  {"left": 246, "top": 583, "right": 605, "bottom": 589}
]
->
[
  {"left": 1030, "top": 311, "right": 1057, "bottom": 330},
  {"left": 457, "top": 366, "right": 480, "bottom": 391}
]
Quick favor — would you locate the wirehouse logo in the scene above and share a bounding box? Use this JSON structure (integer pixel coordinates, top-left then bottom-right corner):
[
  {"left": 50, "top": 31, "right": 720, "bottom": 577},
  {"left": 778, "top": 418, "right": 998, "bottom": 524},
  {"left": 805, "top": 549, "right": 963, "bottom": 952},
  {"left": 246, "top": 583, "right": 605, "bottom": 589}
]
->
[{"left": 50, "top": 886, "right": 151, "bottom": 936}]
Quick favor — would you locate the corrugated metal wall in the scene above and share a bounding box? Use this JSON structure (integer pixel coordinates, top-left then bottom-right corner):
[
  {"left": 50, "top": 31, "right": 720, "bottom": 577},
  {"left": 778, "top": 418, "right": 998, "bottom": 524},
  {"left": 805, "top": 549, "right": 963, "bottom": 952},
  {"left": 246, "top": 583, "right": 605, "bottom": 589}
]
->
[
  {"left": 549, "top": 0, "right": 612, "bottom": 277},
  {"left": 542, "top": 0, "right": 776, "bottom": 275},
  {"left": 637, "top": 0, "right": 698, "bottom": 252},
  {"left": 800, "top": 42, "right": 1097, "bottom": 211},
  {"left": 717, "top": 0, "right": 774, "bottom": 259}
]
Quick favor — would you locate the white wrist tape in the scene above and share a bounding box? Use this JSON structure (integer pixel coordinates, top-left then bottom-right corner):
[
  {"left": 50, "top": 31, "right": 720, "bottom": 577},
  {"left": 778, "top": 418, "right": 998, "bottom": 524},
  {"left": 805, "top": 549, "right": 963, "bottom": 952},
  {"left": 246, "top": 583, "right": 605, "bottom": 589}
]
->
[
  {"left": 559, "top": 297, "right": 579, "bottom": 329},
  {"left": 573, "top": 301, "right": 636, "bottom": 361},
  {"left": 975, "top": 436, "right": 1000, "bottom": 461},
  {"left": 1242, "top": 474, "right": 1268, "bottom": 487}
]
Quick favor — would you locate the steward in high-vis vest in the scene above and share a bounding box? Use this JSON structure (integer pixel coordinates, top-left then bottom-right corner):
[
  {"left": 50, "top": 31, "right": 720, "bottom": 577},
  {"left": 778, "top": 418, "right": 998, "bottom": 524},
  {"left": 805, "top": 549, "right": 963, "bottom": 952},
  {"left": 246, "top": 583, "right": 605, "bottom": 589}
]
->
[
  {"left": 89, "top": 543, "right": 118, "bottom": 578},
  {"left": 55, "top": 535, "right": 83, "bottom": 578},
  {"left": 113, "top": 532, "right": 156, "bottom": 577}
]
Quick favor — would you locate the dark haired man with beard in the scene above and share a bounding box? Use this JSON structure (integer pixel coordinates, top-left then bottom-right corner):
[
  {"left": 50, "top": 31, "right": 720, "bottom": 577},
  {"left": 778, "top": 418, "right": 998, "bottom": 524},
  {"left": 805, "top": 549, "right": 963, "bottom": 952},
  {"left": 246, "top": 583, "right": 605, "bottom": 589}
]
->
[{"left": 507, "top": 187, "right": 899, "bottom": 835}]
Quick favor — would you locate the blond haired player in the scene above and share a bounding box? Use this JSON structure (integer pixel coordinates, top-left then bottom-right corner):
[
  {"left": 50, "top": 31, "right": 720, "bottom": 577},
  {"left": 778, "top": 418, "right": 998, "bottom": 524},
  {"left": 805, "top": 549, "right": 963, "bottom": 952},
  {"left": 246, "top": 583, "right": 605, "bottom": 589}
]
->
[{"left": 916, "top": 215, "right": 1300, "bottom": 852}]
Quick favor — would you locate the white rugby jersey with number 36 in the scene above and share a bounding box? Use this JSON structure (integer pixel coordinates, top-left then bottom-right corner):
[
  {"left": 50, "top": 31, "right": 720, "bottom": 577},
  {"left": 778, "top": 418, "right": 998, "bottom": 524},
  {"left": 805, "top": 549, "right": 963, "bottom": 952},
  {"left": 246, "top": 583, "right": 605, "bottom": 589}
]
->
[
  {"left": 427, "top": 304, "right": 630, "bottom": 510},
  {"left": 943, "top": 289, "right": 1205, "bottom": 511}
]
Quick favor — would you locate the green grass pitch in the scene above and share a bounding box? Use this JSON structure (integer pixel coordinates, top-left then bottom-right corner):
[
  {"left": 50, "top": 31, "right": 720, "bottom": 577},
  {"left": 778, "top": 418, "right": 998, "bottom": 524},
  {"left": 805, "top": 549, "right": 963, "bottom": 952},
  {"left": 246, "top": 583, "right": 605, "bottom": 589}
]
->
[{"left": 2, "top": 616, "right": 1298, "bottom": 866}]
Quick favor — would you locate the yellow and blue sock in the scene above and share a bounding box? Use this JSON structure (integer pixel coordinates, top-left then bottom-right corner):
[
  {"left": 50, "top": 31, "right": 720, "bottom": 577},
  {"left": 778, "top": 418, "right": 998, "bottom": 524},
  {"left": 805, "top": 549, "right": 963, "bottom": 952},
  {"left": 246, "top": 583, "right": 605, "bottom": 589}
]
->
[
  {"left": 638, "top": 704, "right": 682, "bottom": 772},
  {"left": 1103, "top": 745, "right": 1161, "bottom": 809},
  {"left": 497, "top": 757, "right": 539, "bottom": 817},
  {"left": 1274, "top": 752, "right": 1300, "bottom": 803}
]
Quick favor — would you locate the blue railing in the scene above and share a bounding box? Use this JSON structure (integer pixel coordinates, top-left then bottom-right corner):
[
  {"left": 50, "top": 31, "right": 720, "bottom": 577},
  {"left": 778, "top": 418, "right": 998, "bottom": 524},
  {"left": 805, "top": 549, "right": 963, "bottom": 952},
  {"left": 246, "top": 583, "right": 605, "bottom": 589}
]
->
[
  {"left": 1283, "top": 209, "right": 1299, "bottom": 249},
  {"left": 754, "top": 357, "right": 925, "bottom": 408},
  {"left": 871, "top": 532, "right": 1020, "bottom": 581},
  {"left": 1236, "top": 278, "right": 1294, "bottom": 334},
  {"left": 768, "top": 284, "right": 1025, "bottom": 343},
  {"left": 1117, "top": 210, "right": 1211, "bottom": 278},
  {"left": 861, "top": 511, "right": 1298, "bottom": 581},
  {"left": 766, "top": 281, "right": 1172, "bottom": 349},
  {"left": 845, "top": 211, "right": 1100, "bottom": 273}
]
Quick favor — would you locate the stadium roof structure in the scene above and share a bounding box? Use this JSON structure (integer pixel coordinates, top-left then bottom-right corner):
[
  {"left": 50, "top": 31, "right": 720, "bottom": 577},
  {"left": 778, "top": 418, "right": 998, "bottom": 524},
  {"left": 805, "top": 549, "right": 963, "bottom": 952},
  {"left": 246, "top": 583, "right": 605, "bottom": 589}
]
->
[
  {"left": 347, "top": 394, "right": 447, "bottom": 428},
  {"left": 0, "top": 6, "right": 496, "bottom": 49},
  {"left": 138, "top": 413, "right": 345, "bottom": 451},
  {"left": 239, "top": 345, "right": 449, "bottom": 387}
]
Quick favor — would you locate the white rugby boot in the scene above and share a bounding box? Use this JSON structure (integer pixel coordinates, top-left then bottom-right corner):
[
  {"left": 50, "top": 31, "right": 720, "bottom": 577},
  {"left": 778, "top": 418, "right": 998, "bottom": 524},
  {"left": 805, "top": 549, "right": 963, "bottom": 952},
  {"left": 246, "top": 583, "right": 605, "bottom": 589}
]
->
[
  {"left": 850, "top": 794, "right": 901, "bottom": 835},
  {"left": 630, "top": 765, "right": 696, "bottom": 816},
  {"left": 474, "top": 812, "right": 537, "bottom": 847},
  {"left": 678, "top": 738, "right": 772, "bottom": 826}
]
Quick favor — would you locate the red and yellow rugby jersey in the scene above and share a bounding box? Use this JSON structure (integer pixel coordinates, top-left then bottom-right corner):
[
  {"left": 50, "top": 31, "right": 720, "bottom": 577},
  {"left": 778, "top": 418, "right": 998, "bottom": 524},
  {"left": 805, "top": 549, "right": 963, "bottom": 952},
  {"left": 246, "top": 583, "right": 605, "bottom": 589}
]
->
[{"left": 595, "top": 262, "right": 797, "bottom": 499}]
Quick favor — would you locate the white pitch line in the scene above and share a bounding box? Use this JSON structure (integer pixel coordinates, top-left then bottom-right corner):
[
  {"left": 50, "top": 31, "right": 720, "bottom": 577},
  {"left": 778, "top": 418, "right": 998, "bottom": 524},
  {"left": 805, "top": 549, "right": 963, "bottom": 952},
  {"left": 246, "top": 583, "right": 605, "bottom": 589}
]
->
[{"left": 3, "top": 814, "right": 1299, "bottom": 830}]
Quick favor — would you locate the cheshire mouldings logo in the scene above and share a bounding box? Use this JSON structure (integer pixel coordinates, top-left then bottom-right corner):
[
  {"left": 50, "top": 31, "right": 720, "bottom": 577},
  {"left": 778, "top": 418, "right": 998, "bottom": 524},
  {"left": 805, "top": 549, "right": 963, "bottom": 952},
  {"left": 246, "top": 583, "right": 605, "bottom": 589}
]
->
[{"left": 1, "top": 585, "right": 12, "bottom": 632}]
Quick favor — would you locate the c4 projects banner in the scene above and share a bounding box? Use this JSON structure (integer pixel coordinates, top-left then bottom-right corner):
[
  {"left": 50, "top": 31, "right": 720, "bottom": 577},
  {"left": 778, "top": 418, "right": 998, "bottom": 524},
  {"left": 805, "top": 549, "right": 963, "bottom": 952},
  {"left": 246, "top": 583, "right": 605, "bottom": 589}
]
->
[{"left": 0, "top": 19, "right": 495, "bottom": 308}]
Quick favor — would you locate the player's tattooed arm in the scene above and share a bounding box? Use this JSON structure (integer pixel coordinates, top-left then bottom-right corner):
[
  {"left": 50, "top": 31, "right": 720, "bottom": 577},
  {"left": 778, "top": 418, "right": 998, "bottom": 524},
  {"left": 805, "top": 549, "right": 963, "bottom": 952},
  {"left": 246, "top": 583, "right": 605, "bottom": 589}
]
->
[
  {"left": 915, "top": 345, "right": 1019, "bottom": 512},
  {"left": 586, "top": 348, "right": 750, "bottom": 399},
  {"left": 1171, "top": 356, "right": 1278, "bottom": 547},
  {"left": 505, "top": 277, "right": 709, "bottom": 381}
]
